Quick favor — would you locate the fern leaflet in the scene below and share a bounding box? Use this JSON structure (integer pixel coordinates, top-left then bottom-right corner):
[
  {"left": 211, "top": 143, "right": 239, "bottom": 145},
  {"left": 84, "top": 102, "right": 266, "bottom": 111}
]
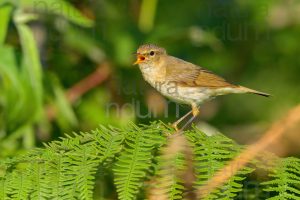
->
[
  {"left": 113, "top": 123, "right": 166, "bottom": 200},
  {"left": 262, "top": 157, "right": 300, "bottom": 200},
  {"left": 186, "top": 128, "right": 254, "bottom": 199}
]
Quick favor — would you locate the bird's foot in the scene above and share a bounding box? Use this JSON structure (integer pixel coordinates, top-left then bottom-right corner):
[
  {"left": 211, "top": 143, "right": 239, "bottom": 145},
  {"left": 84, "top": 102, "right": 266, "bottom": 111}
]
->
[
  {"left": 192, "top": 105, "right": 200, "bottom": 117},
  {"left": 171, "top": 122, "right": 179, "bottom": 132}
]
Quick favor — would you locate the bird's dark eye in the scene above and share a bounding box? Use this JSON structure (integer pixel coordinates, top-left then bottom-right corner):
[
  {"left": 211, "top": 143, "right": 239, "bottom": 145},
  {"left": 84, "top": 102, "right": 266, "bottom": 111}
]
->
[{"left": 149, "top": 51, "right": 155, "bottom": 56}]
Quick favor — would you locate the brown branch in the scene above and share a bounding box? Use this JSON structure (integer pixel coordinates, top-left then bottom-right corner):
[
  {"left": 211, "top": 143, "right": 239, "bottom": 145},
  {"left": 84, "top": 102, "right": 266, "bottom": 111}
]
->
[
  {"left": 46, "top": 61, "right": 111, "bottom": 121},
  {"left": 198, "top": 104, "right": 300, "bottom": 198}
]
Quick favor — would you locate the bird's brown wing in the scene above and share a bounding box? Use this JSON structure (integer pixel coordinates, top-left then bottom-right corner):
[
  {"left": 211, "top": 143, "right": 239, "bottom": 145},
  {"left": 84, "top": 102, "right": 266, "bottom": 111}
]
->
[{"left": 164, "top": 56, "right": 235, "bottom": 88}]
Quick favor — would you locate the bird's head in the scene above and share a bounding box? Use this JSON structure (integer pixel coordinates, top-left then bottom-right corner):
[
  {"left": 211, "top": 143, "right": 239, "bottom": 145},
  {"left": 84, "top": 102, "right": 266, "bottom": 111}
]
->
[{"left": 134, "top": 44, "right": 167, "bottom": 66}]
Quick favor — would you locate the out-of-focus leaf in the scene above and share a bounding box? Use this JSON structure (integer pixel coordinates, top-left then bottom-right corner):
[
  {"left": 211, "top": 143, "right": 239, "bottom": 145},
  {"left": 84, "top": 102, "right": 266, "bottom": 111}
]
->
[
  {"left": 0, "top": 46, "right": 19, "bottom": 84},
  {"left": 236, "top": 0, "right": 274, "bottom": 29},
  {"left": 16, "top": 23, "right": 42, "bottom": 85},
  {"left": 0, "top": 46, "right": 19, "bottom": 130},
  {"left": 53, "top": 84, "right": 78, "bottom": 128},
  {"left": 77, "top": 89, "right": 135, "bottom": 129},
  {"left": 189, "top": 26, "right": 223, "bottom": 51},
  {"left": 138, "top": 0, "right": 158, "bottom": 32},
  {"left": 63, "top": 25, "right": 105, "bottom": 63},
  {"left": 22, "top": 125, "right": 35, "bottom": 149},
  {"left": 0, "top": 0, "right": 13, "bottom": 6},
  {"left": 114, "top": 33, "right": 135, "bottom": 66},
  {"left": 20, "top": 0, "right": 93, "bottom": 27},
  {"left": 0, "top": 46, "right": 29, "bottom": 132},
  {"left": 0, "top": 4, "right": 12, "bottom": 44},
  {"left": 15, "top": 11, "right": 43, "bottom": 121}
]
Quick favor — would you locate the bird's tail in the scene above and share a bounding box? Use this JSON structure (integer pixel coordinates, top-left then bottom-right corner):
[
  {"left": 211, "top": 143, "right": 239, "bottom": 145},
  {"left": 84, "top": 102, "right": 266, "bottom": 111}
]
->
[{"left": 237, "top": 86, "right": 271, "bottom": 97}]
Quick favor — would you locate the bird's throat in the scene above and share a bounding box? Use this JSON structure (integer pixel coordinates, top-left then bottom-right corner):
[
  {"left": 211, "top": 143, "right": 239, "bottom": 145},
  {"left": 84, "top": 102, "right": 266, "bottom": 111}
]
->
[{"left": 139, "top": 63, "right": 166, "bottom": 84}]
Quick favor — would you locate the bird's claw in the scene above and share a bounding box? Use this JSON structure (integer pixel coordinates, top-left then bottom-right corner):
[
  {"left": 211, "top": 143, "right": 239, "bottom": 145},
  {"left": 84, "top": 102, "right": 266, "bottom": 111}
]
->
[{"left": 171, "top": 122, "right": 179, "bottom": 132}]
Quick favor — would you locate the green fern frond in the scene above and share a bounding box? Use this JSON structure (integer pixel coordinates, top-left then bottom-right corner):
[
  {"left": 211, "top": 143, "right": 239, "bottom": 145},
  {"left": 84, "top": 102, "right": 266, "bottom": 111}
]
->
[
  {"left": 186, "top": 128, "right": 254, "bottom": 199},
  {"left": 6, "top": 169, "right": 32, "bottom": 200},
  {"left": 0, "top": 178, "right": 6, "bottom": 199},
  {"left": 27, "top": 158, "right": 49, "bottom": 200},
  {"left": 41, "top": 135, "right": 97, "bottom": 200},
  {"left": 149, "top": 133, "right": 192, "bottom": 200},
  {"left": 155, "top": 152, "right": 187, "bottom": 200},
  {"left": 262, "top": 157, "right": 300, "bottom": 200},
  {"left": 0, "top": 125, "right": 125, "bottom": 200},
  {"left": 0, "top": 122, "right": 299, "bottom": 199},
  {"left": 113, "top": 122, "right": 166, "bottom": 200},
  {"left": 92, "top": 125, "right": 125, "bottom": 164}
]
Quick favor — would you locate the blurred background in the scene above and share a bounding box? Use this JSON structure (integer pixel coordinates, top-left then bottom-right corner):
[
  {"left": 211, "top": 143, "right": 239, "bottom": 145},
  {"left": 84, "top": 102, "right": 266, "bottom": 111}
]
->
[{"left": 0, "top": 0, "right": 300, "bottom": 158}]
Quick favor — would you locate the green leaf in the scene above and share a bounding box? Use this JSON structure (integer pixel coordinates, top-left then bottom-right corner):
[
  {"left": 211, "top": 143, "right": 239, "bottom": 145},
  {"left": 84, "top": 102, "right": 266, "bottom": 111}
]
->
[
  {"left": 63, "top": 25, "right": 105, "bottom": 63},
  {"left": 0, "top": 46, "right": 29, "bottom": 132},
  {"left": 20, "top": 0, "right": 93, "bottom": 27},
  {"left": 14, "top": 10, "right": 43, "bottom": 123},
  {"left": 53, "top": 84, "right": 78, "bottom": 128},
  {"left": 0, "top": 4, "right": 12, "bottom": 44}
]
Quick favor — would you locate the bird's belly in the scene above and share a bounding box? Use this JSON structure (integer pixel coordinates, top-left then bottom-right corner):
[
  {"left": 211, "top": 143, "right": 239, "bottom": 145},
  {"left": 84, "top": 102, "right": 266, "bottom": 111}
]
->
[{"left": 150, "top": 81, "right": 213, "bottom": 105}]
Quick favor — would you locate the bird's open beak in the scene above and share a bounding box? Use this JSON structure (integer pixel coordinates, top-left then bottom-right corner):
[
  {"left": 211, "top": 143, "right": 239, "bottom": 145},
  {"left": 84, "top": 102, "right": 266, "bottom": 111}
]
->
[{"left": 133, "top": 54, "right": 145, "bottom": 65}]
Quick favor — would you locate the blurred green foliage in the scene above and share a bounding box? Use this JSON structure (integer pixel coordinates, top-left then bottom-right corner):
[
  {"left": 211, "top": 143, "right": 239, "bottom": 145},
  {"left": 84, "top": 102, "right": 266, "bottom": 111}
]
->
[{"left": 0, "top": 0, "right": 299, "bottom": 158}]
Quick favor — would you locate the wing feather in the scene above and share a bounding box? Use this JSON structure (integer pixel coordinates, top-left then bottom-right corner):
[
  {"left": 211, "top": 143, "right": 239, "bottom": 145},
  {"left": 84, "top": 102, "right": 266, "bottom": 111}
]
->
[{"left": 164, "top": 56, "right": 235, "bottom": 88}]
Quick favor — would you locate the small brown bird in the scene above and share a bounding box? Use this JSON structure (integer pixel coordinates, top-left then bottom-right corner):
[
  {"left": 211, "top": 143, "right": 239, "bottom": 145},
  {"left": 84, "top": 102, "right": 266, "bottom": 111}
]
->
[{"left": 134, "top": 44, "right": 270, "bottom": 131}]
